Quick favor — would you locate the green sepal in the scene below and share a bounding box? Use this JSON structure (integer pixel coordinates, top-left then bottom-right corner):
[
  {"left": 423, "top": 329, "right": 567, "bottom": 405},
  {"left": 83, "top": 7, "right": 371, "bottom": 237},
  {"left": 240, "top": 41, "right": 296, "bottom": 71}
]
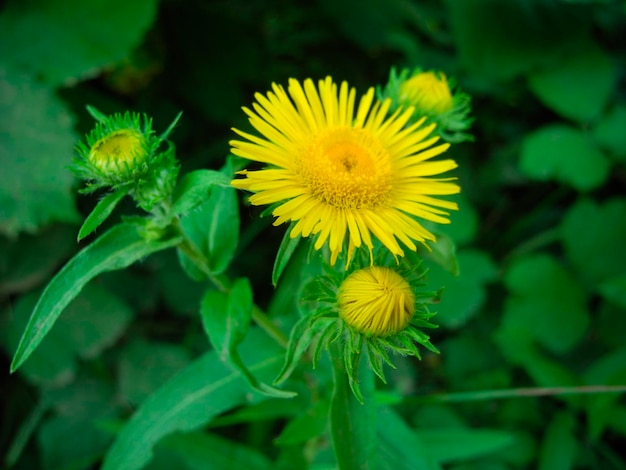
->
[
  {"left": 158, "top": 111, "right": 183, "bottom": 143},
  {"left": 201, "top": 279, "right": 295, "bottom": 398},
  {"left": 86, "top": 105, "right": 108, "bottom": 122},
  {"left": 77, "top": 186, "right": 130, "bottom": 241},
  {"left": 10, "top": 223, "right": 182, "bottom": 372},
  {"left": 272, "top": 223, "right": 301, "bottom": 286},
  {"left": 170, "top": 169, "right": 232, "bottom": 217}
]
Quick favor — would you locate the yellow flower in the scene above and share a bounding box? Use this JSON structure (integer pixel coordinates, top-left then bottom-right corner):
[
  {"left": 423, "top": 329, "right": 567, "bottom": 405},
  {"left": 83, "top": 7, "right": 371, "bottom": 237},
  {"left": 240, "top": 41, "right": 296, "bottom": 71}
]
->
[
  {"left": 88, "top": 129, "right": 146, "bottom": 175},
  {"left": 338, "top": 266, "right": 415, "bottom": 337},
  {"left": 231, "top": 77, "right": 460, "bottom": 265},
  {"left": 399, "top": 71, "right": 454, "bottom": 115}
]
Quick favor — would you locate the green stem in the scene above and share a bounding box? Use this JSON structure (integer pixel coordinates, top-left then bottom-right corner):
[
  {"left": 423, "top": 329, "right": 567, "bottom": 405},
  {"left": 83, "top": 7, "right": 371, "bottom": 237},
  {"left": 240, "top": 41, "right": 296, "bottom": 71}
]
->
[
  {"left": 329, "top": 341, "right": 376, "bottom": 469},
  {"left": 173, "top": 219, "right": 289, "bottom": 347},
  {"left": 408, "top": 384, "right": 626, "bottom": 405}
]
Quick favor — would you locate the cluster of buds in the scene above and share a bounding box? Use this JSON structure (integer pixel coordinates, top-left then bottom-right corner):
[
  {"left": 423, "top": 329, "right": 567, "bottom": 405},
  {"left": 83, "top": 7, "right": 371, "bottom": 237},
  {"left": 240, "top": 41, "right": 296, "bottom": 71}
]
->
[{"left": 72, "top": 108, "right": 181, "bottom": 212}]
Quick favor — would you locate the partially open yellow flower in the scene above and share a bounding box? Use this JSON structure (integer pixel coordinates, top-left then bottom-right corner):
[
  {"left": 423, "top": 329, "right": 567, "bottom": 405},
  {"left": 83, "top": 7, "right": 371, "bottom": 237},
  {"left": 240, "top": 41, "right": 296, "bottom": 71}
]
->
[
  {"left": 338, "top": 266, "right": 415, "bottom": 337},
  {"left": 88, "top": 129, "right": 146, "bottom": 175},
  {"left": 399, "top": 71, "right": 454, "bottom": 115}
]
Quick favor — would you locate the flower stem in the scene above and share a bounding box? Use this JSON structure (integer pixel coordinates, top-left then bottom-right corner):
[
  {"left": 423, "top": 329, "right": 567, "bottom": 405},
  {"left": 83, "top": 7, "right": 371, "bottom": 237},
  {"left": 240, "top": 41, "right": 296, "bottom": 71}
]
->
[{"left": 172, "top": 219, "right": 288, "bottom": 347}]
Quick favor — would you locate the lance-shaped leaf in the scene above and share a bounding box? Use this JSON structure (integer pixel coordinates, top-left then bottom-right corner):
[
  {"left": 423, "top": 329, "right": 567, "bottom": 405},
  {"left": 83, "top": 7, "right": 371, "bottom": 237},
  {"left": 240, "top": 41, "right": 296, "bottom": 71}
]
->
[
  {"left": 272, "top": 224, "right": 301, "bottom": 286},
  {"left": 101, "top": 329, "right": 286, "bottom": 470},
  {"left": 77, "top": 186, "right": 130, "bottom": 241},
  {"left": 201, "top": 279, "right": 295, "bottom": 398},
  {"left": 10, "top": 223, "right": 182, "bottom": 372}
]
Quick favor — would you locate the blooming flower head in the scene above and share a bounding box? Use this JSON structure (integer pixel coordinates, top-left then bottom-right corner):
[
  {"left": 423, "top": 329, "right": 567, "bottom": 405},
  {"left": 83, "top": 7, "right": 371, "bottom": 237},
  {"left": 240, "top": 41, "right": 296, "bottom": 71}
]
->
[
  {"left": 275, "top": 252, "right": 440, "bottom": 402},
  {"left": 231, "top": 77, "right": 460, "bottom": 267},
  {"left": 399, "top": 71, "right": 454, "bottom": 115}
]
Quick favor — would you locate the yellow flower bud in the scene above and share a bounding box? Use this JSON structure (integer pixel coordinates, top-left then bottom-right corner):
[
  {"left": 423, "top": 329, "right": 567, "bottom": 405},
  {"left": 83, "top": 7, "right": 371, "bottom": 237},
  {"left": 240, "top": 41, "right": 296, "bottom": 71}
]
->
[
  {"left": 88, "top": 129, "right": 146, "bottom": 175},
  {"left": 399, "top": 71, "right": 454, "bottom": 115},
  {"left": 338, "top": 266, "right": 415, "bottom": 337}
]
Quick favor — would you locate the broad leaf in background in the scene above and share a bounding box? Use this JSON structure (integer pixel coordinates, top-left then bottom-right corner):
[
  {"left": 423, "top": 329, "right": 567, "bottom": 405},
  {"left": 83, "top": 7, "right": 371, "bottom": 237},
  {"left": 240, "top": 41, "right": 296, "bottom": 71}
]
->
[
  {"left": 2, "top": 283, "right": 133, "bottom": 387},
  {"left": 0, "top": 0, "right": 159, "bottom": 86},
  {"left": 118, "top": 340, "right": 191, "bottom": 406},
  {"left": 0, "top": 66, "right": 79, "bottom": 236},
  {"left": 424, "top": 250, "right": 497, "bottom": 328},
  {"left": 38, "top": 377, "right": 118, "bottom": 470},
  {"left": 377, "top": 407, "right": 440, "bottom": 470},
  {"left": 101, "top": 329, "right": 286, "bottom": 470},
  {"left": 10, "top": 223, "right": 182, "bottom": 372},
  {"left": 592, "top": 105, "right": 626, "bottom": 161},
  {"left": 537, "top": 412, "right": 578, "bottom": 470},
  {"left": 201, "top": 279, "right": 294, "bottom": 398},
  {"left": 417, "top": 428, "right": 514, "bottom": 465},
  {"left": 520, "top": 124, "right": 610, "bottom": 191},
  {"left": 501, "top": 253, "right": 589, "bottom": 355},
  {"left": 561, "top": 198, "right": 626, "bottom": 286},
  {"left": 447, "top": 0, "right": 585, "bottom": 80},
  {"left": 153, "top": 431, "right": 272, "bottom": 470},
  {"left": 0, "top": 224, "right": 76, "bottom": 296},
  {"left": 528, "top": 41, "right": 614, "bottom": 123}
]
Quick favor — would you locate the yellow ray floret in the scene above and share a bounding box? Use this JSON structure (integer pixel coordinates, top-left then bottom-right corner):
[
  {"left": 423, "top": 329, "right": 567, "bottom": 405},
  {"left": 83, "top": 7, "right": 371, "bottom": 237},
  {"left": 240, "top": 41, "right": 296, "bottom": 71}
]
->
[{"left": 231, "top": 76, "right": 460, "bottom": 266}]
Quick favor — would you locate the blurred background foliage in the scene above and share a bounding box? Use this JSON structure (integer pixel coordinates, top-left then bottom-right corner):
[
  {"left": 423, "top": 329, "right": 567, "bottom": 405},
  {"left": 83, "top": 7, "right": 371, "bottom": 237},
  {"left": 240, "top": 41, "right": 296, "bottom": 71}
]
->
[{"left": 1, "top": 0, "right": 626, "bottom": 468}]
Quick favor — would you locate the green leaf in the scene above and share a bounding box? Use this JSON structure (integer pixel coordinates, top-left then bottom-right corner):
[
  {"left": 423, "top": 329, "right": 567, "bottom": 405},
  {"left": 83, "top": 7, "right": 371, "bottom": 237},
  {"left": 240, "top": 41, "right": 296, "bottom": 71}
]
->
[
  {"left": 592, "top": 105, "right": 626, "bottom": 161},
  {"left": 538, "top": 412, "right": 578, "bottom": 470},
  {"left": 118, "top": 340, "right": 191, "bottom": 406},
  {"left": 424, "top": 250, "right": 498, "bottom": 329},
  {"left": 201, "top": 280, "right": 295, "bottom": 398},
  {"left": 38, "top": 377, "right": 117, "bottom": 470},
  {"left": 0, "top": 0, "right": 159, "bottom": 85},
  {"left": 179, "top": 184, "right": 240, "bottom": 275},
  {"left": 528, "top": 41, "right": 614, "bottom": 122},
  {"left": 329, "top": 342, "right": 376, "bottom": 469},
  {"left": 201, "top": 279, "right": 253, "bottom": 361},
  {"left": 170, "top": 169, "right": 232, "bottom": 217},
  {"left": 423, "top": 231, "right": 459, "bottom": 276},
  {"left": 416, "top": 428, "right": 514, "bottom": 464},
  {"left": 0, "top": 224, "right": 76, "bottom": 295},
  {"left": 0, "top": 66, "right": 80, "bottom": 236},
  {"left": 520, "top": 124, "right": 610, "bottom": 191},
  {"left": 101, "top": 329, "right": 286, "bottom": 470},
  {"left": 376, "top": 407, "right": 440, "bottom": 470},
  {"left": 156, "top": 431, "right": 272, "bottom": 470},
  {"left": 561, "top": 198, "right": 626, "bottom": 285},
  {"left": 78, "top": 187, "right": 130, "bottom": 241},
  {"left": 274, "top": 400, "right": 329, "bottom": 445},
  {"left": 2, "top": 283, "right": 133, "bottom": 387},
  {"left": 447, "top": 0, "right": 586, "bottom": 80},
  {"left": 598, "top": 275, "right": 626, "bottom": 309},
  {"left": 10, "top": 223, "right": 182, "bottom": 372},
  {"left": 501, "top": 253, "right": 589, "bottom": 354},
  {"left": 272, "top": 224, "right": 301, "bottom": 286}
]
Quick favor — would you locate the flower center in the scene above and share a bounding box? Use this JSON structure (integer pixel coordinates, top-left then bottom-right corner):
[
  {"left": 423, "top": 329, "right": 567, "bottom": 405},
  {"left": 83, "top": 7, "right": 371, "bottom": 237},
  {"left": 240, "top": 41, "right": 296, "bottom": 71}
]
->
[
  {"left": 298, "top": 127, "right": 392, "bottom": 210},
  {"left": 338, "top": 266, "right": 415, "bottom": 337},
  {"left": 89, "top": 130, "right": 145, "bottom": 173}
]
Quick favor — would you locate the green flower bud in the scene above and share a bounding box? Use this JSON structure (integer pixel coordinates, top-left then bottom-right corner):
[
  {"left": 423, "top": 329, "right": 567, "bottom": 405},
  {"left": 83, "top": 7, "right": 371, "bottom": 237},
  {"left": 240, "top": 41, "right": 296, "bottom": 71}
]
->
[{"left": 379, "top": 67, "right": 474, "bottom": 143}]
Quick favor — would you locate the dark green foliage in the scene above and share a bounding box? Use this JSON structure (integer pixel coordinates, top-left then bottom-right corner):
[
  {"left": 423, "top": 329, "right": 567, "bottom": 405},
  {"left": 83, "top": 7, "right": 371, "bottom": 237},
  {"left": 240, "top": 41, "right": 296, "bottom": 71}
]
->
[{"left": 2, "top": 0, "right": 626, "bottom": 469}]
